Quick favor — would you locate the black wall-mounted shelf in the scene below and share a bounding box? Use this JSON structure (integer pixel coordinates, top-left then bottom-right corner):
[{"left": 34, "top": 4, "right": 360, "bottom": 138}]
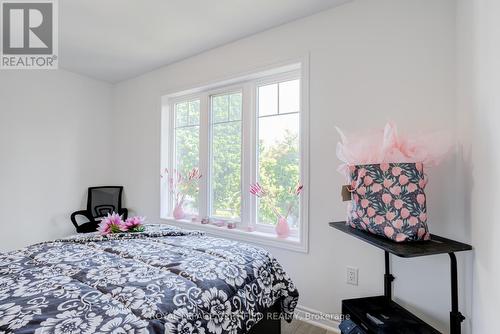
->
[{"left": 330, "top": 221, "right": 472, "bottom": 334}]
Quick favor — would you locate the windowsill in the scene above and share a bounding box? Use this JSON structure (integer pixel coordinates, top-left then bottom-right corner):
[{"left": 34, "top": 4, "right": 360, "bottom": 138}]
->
[{"left": 160, "top": 217, "right": 308, "bottom": 253}]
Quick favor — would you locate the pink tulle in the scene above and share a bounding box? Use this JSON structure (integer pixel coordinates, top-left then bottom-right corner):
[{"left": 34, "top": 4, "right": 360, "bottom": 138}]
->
[{"left": 336, "top": 122, "right": 451, "bottom": 175}]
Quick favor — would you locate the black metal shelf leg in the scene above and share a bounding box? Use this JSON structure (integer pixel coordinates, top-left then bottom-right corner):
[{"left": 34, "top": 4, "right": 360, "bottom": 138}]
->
[
  {"left": 449, "top": 252, "right": 465, "bottom": 334},
  {"left": 384, "top": 251, "right": 395, "bottom": 300}
]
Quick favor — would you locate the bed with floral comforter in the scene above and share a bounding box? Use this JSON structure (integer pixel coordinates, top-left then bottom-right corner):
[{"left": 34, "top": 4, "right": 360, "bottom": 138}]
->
[{"left": 0, "top": 224, "right": 298, "bottom": 334}]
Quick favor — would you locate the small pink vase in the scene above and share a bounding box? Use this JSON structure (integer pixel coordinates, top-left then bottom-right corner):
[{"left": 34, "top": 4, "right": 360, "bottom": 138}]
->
[
  {"left": 173, "top": 203, "right": 185, "bottom": 220},
  {"left": 275, "top": 216, "right": 290, "bottom": 238}
]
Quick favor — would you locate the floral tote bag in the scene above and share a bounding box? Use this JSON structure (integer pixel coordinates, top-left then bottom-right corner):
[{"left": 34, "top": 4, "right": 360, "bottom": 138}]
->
[{"left": 347, "top": 163, "right": 431, "bottom": 242}]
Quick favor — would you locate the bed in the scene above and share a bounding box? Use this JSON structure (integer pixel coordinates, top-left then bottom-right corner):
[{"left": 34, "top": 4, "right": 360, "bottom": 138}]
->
[{"left": 0, "top": 224, "right": 298, "bottom": 334}]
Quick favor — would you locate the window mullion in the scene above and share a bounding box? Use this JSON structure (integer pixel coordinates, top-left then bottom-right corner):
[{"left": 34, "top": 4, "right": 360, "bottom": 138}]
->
[
  {"left": 239, "top": 84, "right": 250, "bottom": 230},
  {"left": 199, "top": 94, "right": 210, "bottom": 219}
]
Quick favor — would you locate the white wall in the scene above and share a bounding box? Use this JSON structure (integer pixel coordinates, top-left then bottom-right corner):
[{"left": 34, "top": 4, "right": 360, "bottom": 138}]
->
[
  {"left": 457, "top": 0, "right": 500, "bottom": 333},
  {"left": 112, "top": 0, "right": 463, "bottom": 331},
  {"left": 0, "top": 70, "right": 113, "bottom": 251}
]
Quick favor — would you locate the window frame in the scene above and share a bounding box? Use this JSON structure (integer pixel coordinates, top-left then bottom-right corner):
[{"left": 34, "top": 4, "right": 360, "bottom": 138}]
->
[{"left": 161, "top": 59, "right": 309, "bottom": 253}]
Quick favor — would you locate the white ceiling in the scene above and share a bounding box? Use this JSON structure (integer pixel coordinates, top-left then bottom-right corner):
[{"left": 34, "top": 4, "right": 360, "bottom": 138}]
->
[{"left": 59, "top": 0, "right": 348, "bottom": 83}]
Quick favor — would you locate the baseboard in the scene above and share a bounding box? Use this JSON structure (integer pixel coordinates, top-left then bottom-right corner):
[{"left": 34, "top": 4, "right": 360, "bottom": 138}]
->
[{"left": 293, "top": 304, "right": 341, "bottom": 333}]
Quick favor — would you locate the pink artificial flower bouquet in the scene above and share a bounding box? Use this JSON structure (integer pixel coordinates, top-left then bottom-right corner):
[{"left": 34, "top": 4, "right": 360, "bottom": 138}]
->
[
  {"left": 98, "top": 212, "right": 146, "bottom": 235},
  {"left": 250, "top": 182, "right": 303, "bottom": 238},
  {"left": 161, "top": 167, "right": 202, "bottom": 219}
]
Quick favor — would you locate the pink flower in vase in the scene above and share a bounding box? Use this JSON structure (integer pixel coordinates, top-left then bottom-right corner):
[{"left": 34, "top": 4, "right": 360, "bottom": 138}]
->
[
  {"left": 249, "top": 183, "right": 267, "bottom": 197},
  {"left": 98, "top": 212, "right": 125, "bottom": 235},
  {"left": 276, "top": 216, "right": 290, "bottom": 238},
  {"left": 123, "top": 216, "right": 146, "bottom": 232}
]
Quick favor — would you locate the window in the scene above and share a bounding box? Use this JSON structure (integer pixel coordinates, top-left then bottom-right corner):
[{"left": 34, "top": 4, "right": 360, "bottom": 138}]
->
[
  {"left": 162, "top": 61, "right": 308, "bottom": 251},
  {"left": 173, "top": 99, "right": 200, "bottom": 215},
  {"left": 257, "top": 80, "right": 300, "bottom": 229},
  {"left": 210, "top": 92, "right": 242, "bottom": 219}
]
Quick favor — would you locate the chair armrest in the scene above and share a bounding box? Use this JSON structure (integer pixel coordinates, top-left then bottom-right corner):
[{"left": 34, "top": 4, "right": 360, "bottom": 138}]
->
[
  {"left": 70, "top": 210, "right": 93, "bottom": 229},
  {"left": 119, "top": 208, "right": 129, "bottom": 220}
]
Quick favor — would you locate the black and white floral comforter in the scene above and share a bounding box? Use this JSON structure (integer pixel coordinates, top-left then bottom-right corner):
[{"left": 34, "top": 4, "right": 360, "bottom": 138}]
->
[{"left": 0, "top": 224, "right": 299, "bottom": 334}]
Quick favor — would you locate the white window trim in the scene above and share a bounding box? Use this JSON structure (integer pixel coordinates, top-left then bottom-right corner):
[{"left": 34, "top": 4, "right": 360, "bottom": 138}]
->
[{"left": 160, "top": 57, "right": 310, "bottom": 253}]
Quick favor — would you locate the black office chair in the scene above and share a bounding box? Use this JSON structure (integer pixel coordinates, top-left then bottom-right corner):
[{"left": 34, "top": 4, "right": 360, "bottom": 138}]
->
[{"left": 71, "top": 186, "right": 128, "bottom": 233}]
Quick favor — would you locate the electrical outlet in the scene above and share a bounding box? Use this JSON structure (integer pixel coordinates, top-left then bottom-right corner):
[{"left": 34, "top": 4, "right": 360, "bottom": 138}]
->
[{"left": 346, "top": 266, "right": 358, "bottom": 285}]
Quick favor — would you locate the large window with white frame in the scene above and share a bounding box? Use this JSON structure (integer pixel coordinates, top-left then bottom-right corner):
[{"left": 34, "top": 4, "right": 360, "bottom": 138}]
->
[{"left": 161, "top": 63, "right": 308, "bottom": 246}]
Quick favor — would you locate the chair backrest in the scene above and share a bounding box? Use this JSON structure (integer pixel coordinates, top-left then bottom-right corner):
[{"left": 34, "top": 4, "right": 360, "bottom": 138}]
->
[{"left": 87, "top": 186, "right": 123, "bottom": 219}]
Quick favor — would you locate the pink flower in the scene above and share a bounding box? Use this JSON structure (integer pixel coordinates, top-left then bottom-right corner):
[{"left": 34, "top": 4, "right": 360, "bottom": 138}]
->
[
  {"left": 418, "top": 228, "right": 426, "bottom": 239},
  {"left": 386, "top": 211, "right": 396, "bottom": 221},
  {"left": 358, "top": 168, "right": 367, "bottom": 178},
  {"left": 419, "top": 212, "right": 427, "bottom": 222},
  {"left": 98, "top": 212, "right": 126, "bottom": 235},
  {"left": 188, "top": 167, "right": 202, "bottom": 181},
  {"left": 367, "top": 207, "right": 376, "bottom": 217},
  {"left": 384, "top": 226, "right": 394, "bottom": 238},
  {"left": 357, "top": 186, "right": 366, "bottom": 196},
  {"left": 415, "top": 162, "right": 423, "bottom": 173},
  {"left": 294, "top": 184, "right": 304, "bottom": 195},
  {"left": 419, "top": 179, "right": 427, "bottom": 189},
  {"left": 417, "top": 194, "right": 426, "bottom": 205},
  {"left": 383, "top": 179, "right": 394, "bottom": 188},
  {"left": 409, "top": 216, "right": 419, "bottom": 226},
  {"left": 393, "top": 219, "right": 403, "bottom": 229},
  {"left": 395, "top": 233, "right": 408, "bottom": 242},
  {"left": 407, "top": 183, "right": 417, "bottom": 193},
  {"left": 382, "top": 193, "right": 392, "bottom": 204},
  {"left": 363, "top": 175, "right": 373, "bottom": 186},
  {"left": 392, "top": 167, "right": 402, "bottom": 176},
  {"left": 372, "top": 183, "right": 382, "bottom": 192},
  {"left": 123, "top": 216, "right": 146, "bottom": 232},
  {"left": 375, "top": 215, "right": 385, "bottom": 225},
  {"left": 401, "top": 208, "right": 410, "bottom": 219},
  {"left": 360, "top": 199, "right": 369, "bottom": 208},
  {"left": 399, "top": 175, "right": 409, "bottom": 185},
  {"left": 394, "top": 199, "right": 404, "bottom": 209},
  {"left": 380, "top": 163, "right": 390, "bottom": 172},
  {"left": 390, "top": 186, "right": 401, "bottom": 196},
  {"left": 349, "top": 165, "right": 356, "bottom": 173},
  {"left": 249, "top": 183, "right": 267, "bottom": 198}
]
